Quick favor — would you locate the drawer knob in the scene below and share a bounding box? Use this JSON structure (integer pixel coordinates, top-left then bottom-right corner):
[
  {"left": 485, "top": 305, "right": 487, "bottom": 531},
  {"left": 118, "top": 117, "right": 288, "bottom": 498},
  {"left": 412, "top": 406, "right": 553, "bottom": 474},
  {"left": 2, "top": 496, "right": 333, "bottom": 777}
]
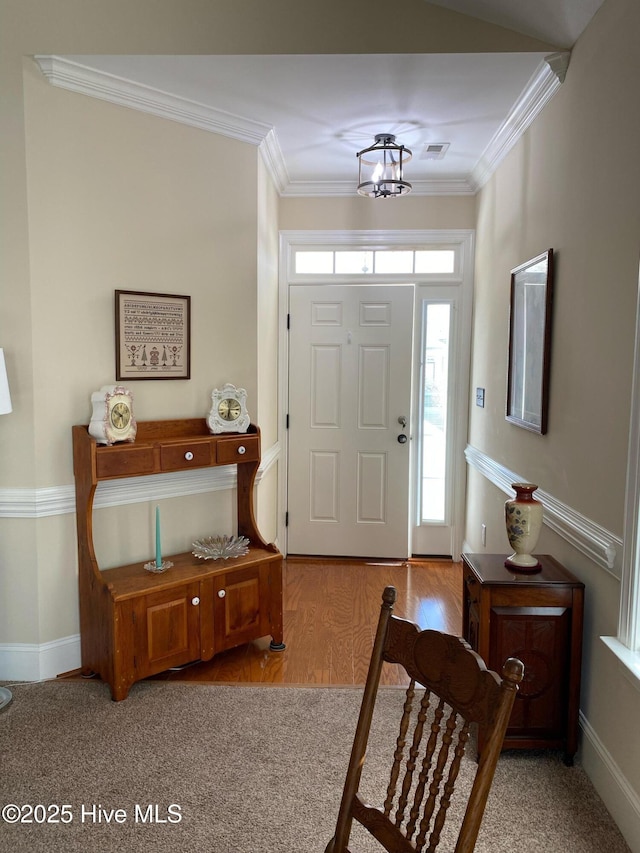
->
[
  {"left": 237, "top": 445, "right": 246, "bottom": 455},
  {"left": 185, "top": 451, "right": 194, "bottom": 461},
  {"left": 191, "top": 596, "right": 200, "bottom": 606},
  {"left": 218, "top": 589, "right": 226, "bottom": 598}
]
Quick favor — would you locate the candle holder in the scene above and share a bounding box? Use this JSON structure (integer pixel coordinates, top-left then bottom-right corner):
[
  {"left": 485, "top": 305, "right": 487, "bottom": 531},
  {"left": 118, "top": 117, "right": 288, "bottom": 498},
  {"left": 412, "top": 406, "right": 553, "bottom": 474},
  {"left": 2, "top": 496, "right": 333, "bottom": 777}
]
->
[{"left": 144, "top": 560, "right": 173, "bottom": 574}]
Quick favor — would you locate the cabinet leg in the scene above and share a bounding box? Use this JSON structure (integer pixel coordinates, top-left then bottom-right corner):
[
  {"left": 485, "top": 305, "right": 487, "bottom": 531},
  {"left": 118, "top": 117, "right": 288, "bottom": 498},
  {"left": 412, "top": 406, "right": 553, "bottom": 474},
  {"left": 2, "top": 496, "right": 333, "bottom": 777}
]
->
[
  {"left": 269, "top": 638, "right": 286, "bottom": 651},
  {"left": 110, "top": 682, "right": 132, "bottom": 702},
  {"left": 563, "top": 752, "right": 575, "bottom": 767}
]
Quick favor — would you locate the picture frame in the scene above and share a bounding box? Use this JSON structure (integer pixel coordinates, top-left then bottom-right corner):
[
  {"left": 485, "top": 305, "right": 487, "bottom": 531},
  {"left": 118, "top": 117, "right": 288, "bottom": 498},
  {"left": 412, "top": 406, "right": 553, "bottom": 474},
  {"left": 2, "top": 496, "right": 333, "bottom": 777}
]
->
[
  {"left": 506, "top": 249, "right": 554, "bottom": 434},
  {"left": 115, "top": 290, "right": 191, "bottom": 381}
]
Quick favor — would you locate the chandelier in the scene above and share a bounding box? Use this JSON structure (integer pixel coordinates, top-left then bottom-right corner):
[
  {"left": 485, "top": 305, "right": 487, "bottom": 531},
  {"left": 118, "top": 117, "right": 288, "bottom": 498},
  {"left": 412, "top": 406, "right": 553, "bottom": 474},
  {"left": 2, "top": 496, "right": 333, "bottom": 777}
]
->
[{"left": 356, "top": 134, "right": 412, "bottom": 198}]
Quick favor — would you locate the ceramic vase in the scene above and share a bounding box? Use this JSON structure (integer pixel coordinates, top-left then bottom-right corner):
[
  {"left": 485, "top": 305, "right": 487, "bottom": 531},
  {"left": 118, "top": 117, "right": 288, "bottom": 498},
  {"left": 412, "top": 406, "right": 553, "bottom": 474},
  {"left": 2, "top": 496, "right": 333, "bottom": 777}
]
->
[{"left": 504, "top": 483, "right": 543, "bottom": 571}]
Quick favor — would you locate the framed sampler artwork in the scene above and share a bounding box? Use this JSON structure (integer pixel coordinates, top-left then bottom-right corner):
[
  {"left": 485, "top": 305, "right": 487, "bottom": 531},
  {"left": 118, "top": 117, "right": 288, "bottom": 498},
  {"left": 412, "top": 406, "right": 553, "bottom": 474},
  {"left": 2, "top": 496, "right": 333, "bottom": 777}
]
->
[
  {"left": 506, "top": 249, "right": 554, "bottom": 434},
  {"left": 115, "top": 290, "right": 191, "bottom": 380}
]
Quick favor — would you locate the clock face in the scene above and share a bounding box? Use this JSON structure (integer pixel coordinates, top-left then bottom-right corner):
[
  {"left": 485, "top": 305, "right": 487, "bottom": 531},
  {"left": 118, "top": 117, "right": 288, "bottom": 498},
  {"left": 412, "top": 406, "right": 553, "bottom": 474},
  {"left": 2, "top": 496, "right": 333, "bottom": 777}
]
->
[
  {"left": 110, "top": 400, "right": 131, "bottom": 430},
  {"left": 218, "top": 397, "right": 242, "bottom": 421}
]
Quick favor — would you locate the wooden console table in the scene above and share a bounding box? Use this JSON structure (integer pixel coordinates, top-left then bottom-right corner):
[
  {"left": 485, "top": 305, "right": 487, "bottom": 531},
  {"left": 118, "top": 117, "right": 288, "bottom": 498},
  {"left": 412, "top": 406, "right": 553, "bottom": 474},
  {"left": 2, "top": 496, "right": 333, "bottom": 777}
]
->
[
  {"left": 461, "top": 553, "right": 584, "bottom": 764},
  {"left": 73, "top": 419, "right": 284, "bottom": 701}
]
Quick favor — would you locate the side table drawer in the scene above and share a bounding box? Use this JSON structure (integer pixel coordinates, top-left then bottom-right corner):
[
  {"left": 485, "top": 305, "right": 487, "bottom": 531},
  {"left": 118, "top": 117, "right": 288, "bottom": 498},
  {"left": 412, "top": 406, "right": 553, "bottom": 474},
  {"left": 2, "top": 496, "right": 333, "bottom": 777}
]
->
[
  {"left": 160, "top": 440, "right": 213, "bottom": 471},
  {"left": 96, "top": 446, "right": 155, "bottom": 479},
  {"left": 216, "top": 435, "right": 259, "bottom": 465},
  {"left": 491, "top": 587, "right": 574, "bottom": 608}
]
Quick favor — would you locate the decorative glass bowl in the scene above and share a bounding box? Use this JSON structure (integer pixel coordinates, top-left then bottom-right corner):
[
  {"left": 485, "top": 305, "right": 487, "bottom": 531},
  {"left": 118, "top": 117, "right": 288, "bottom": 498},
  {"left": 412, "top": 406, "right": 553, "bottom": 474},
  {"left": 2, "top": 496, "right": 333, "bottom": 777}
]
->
[{"left": 192, "top": 535, "right": 250, "bottom": 561}]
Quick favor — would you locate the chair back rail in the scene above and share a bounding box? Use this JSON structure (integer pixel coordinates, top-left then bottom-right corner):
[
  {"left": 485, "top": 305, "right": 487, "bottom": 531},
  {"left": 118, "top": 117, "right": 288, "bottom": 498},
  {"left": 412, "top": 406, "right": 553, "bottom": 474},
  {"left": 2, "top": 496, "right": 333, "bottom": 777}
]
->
[{"left": 325, "top": 586, "right": 524, "bottom": 853}]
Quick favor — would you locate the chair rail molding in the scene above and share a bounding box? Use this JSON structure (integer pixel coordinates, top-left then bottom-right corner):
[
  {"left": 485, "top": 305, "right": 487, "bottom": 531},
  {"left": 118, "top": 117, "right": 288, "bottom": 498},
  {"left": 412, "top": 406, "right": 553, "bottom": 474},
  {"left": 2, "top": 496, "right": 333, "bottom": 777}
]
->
[
  {"left": 465, "top": 444, "right": 620, "bottom": 576},
  {"left": 0, "top": 440, "right": 280, "bottom": 518}
]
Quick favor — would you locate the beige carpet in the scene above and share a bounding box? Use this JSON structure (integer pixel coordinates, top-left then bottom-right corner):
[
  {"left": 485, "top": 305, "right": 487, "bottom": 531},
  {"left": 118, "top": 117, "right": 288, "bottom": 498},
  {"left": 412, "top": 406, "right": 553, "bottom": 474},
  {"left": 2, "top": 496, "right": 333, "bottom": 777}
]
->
[{"left": 0, "top": 680, "right": 630, "bottom": 852}]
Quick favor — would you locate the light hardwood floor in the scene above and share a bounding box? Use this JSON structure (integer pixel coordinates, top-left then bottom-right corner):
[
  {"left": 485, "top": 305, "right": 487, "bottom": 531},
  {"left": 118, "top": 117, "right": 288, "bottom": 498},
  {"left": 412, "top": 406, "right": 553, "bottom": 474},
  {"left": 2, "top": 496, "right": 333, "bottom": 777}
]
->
[{"left": 150, "top": 557, "right": 463, "bottom": 687}]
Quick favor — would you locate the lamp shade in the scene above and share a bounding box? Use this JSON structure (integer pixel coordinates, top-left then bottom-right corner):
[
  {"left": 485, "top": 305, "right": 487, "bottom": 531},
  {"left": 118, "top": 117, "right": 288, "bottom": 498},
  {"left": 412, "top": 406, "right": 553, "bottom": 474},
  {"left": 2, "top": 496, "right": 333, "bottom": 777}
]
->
[{"left": 0, "top": 349, "right": 12, "bottom": 415}]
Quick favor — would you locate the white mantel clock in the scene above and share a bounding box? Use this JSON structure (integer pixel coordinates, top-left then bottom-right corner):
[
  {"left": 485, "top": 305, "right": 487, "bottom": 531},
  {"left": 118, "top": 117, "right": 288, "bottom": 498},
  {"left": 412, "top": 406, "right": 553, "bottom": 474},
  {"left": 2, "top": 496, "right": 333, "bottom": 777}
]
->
[
  {"left": 88, "top": 384, "right": 137, "bottom": 445},
  {"left": 208, "top": 384, "right": 250, "bottom": 434}
]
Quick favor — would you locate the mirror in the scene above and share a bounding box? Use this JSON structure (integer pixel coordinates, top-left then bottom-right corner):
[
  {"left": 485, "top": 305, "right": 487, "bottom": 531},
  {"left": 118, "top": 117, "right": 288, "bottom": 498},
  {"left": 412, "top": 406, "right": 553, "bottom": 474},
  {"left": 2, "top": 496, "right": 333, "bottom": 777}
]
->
[{"left": 506, "top": 249, "right": 554, "bottom": 434}]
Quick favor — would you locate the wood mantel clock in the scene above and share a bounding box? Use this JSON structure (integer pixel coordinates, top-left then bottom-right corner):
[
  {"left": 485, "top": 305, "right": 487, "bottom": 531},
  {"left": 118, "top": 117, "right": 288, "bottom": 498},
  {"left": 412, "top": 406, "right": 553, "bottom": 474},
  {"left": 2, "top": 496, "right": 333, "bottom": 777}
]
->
[
  {"left": 73, "top": 418, "right": 285, "bottom": 701},
  {"left": 461, "top": 553, "right": 584, "bottom": 764}
]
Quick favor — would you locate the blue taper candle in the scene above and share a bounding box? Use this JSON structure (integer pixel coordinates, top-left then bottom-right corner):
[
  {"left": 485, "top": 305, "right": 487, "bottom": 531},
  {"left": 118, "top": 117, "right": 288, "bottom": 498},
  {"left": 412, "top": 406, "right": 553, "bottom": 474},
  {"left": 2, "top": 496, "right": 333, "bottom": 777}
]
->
[{"left": 155, "top": 505, "right": 162, "bottom": 568}]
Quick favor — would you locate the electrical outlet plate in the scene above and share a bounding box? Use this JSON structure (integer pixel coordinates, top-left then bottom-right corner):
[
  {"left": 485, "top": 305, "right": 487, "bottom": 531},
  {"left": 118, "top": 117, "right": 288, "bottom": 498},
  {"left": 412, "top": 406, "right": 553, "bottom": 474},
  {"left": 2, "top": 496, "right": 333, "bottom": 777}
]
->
[{"left": 476, "top": 388, "right": 485, "bottom": 408}]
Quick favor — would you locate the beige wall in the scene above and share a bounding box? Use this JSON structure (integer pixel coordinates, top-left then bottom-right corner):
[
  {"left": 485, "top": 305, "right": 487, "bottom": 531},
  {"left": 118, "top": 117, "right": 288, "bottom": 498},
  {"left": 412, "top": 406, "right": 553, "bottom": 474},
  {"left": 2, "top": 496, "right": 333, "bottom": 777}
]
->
[
  {"left": 24, "top": 61, "right": 260, "bottom": 483},
  {"left": 279, "top": 195, "right": 476, "bottom": 233},
  {"left": 12, "top": 62, "right": 264, "bottom": 646},
  {"left": 466, "top": 0, "right": 640, "bottom": 846}
]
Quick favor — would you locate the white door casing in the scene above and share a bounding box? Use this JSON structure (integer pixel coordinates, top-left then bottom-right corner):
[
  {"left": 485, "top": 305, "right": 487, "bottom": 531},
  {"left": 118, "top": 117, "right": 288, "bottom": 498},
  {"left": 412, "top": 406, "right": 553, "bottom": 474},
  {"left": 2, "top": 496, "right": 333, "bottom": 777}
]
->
[{"left": 287, "top": 284, "right": 414, "bottom": 558}]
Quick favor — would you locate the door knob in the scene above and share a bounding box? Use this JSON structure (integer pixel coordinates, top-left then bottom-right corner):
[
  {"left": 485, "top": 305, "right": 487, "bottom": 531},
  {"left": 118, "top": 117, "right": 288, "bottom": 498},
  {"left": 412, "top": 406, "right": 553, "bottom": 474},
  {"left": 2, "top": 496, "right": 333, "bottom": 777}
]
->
[
  {"left": 398, "top": 416, "right": 407, "bottom": 428},
  {"left": 398, "top": 434, "right": 408, "bottom": 444}
]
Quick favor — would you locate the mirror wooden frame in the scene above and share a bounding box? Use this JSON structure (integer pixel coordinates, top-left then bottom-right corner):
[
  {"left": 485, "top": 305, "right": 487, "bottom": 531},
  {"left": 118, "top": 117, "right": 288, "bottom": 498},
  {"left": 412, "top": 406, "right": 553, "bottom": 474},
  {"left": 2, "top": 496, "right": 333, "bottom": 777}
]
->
[{"left": 506, "top": 249, "right": 554, "bottom": 434}]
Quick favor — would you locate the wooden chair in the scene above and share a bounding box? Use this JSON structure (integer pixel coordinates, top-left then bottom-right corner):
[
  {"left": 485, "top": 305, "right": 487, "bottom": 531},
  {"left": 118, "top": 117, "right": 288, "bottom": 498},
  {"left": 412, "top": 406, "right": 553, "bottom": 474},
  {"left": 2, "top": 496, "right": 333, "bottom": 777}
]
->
[{"left": 325, "top": 586, "right": 524, "bottom": 853}]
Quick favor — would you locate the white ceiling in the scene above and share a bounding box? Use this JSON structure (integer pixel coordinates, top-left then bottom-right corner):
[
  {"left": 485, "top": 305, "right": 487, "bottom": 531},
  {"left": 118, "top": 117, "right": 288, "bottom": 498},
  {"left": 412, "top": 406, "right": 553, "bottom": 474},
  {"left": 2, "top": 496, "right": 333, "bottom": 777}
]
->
[{"left": 53, "top": 0, "right": 605, "bottom": 197}]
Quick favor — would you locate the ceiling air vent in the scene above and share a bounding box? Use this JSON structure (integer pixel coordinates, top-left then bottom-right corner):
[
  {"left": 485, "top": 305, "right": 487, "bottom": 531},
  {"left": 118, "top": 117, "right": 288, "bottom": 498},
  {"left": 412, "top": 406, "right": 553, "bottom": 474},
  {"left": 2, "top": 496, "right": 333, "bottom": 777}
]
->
[{"left": 421, "top": 143, "right": 450, "bottom": 160}]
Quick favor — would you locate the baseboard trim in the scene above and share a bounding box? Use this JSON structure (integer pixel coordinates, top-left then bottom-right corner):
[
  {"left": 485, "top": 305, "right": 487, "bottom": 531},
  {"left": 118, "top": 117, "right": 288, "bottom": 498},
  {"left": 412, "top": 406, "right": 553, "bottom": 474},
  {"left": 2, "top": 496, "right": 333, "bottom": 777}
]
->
[
  {"left": 580, "top": 710, "right": 640, "bottom": 851},
  {"left": 0, "top": 634, "right": 81, "bottom": 682}
]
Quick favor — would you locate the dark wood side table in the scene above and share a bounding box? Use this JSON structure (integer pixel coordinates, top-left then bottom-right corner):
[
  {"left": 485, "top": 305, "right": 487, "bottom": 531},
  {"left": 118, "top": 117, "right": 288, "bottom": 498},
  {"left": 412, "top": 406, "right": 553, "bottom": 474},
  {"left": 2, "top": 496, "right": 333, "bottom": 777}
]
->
[{"left": 461, "top": 553, "right": 584, "bottom": 764}]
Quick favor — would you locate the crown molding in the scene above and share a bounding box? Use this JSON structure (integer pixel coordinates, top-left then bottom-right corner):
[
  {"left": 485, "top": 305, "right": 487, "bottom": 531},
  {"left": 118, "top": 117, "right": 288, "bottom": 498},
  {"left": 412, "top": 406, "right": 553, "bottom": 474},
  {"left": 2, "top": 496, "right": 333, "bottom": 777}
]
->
[
  {"left": 279, "top": 178, "right": 476, "bottom": 197},
  {"left": 470, "top": 51, "right": 570, "bottom": 192},
  {"left": 34, "top": 52, "right": 568, "bottom": 199},
  {"left": 259, "top": 129, "right": 289, "bottom": 194},
  {"left": 33, "top": 55, "right": 273, "bottom": 146}
]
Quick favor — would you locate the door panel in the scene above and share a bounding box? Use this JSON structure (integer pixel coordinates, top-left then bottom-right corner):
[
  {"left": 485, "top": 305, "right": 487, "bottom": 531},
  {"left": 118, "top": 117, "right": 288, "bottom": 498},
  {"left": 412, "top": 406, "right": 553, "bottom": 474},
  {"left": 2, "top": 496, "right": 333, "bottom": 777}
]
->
[
  {"left": 288, "top": 284, "right": 414, "bottom": 558},
  {"left": 311, "top": 345, "right": 341, "bottom": 426},
  {"left": 357, "top": 452, "right": 387, "bottom": 522},
  {"left": 129, "top": 583, "right": 201, "bottom": 677},
  {"left": 213, "top": 564, "right": 270, "bottom": 652}
]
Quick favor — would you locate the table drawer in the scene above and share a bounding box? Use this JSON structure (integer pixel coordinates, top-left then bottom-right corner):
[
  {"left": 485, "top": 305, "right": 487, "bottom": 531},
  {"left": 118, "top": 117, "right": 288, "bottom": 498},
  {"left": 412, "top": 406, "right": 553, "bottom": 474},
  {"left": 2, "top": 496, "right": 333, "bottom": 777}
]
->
[
  {"left": 216, "top": 435, "right": 259, "bottom": 465},
  {"left": 490, "top": 586, "right": 574, "bottom": 608},
  {"left": 96, "top": 446, "right": 155, "bottom": 479},
  {"left": 160, "top": 440, "right": 213, "bottom": 471}
]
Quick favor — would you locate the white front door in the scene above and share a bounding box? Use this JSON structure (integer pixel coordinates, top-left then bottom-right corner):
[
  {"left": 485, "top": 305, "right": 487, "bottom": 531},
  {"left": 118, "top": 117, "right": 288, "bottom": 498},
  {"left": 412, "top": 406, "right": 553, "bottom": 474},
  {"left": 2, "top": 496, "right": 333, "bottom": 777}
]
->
[{"left": 287, "top": 284, "right": 414, "bottom": 558}]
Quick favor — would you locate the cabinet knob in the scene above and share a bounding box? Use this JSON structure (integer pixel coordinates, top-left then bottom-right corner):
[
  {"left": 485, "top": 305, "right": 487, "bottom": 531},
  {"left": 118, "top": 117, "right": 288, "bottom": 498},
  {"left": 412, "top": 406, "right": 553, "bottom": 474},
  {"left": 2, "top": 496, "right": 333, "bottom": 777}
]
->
[
  {"left": 237, "top": 445, "right": 246, "bottom": 455},
  {"left": 185, "top": 451, "right": 194, "bottom": 461},
  {"left": 218, "top": 589, "right": 226, "bottom": 598},
  {"left": 191, "top": 596, "right": 200, "bottom": 606}
]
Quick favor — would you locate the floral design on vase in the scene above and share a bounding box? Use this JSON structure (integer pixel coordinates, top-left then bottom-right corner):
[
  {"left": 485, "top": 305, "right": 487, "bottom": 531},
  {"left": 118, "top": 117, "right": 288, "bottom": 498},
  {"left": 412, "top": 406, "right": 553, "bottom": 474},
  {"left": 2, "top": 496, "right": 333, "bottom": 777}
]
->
[{"left": 504, "top": 483, "right": 543, "bottom": 571}]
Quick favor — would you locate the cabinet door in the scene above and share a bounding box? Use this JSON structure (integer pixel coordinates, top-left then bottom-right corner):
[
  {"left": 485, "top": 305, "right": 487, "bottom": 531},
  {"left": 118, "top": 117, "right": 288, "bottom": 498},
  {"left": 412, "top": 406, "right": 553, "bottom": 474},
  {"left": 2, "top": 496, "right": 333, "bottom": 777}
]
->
[
  {"left": 213, "top": 564, "right": 270, "bottom": 652},
  {"left": 489, "top": 605, "right": 570, "bottom": 739},
  {"left": 127, "top": 583, "right": 202, "bottom": 678}
]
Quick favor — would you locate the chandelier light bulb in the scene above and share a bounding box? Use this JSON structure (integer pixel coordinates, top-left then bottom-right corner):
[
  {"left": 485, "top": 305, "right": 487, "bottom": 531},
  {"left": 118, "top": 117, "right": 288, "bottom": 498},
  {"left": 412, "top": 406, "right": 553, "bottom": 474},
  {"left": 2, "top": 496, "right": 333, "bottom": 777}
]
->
[{"left": 356, "top": 133, "right": 412, "bottom": 199}]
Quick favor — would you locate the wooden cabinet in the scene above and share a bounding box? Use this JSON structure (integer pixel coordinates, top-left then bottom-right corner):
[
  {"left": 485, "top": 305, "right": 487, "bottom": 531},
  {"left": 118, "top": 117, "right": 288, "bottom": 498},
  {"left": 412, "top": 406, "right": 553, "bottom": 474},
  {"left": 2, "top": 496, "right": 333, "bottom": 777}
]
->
[
  {"left": 461, "top": 553, "right": 584, "bottom": 764},
  {"left": 73, "top": 419, "right": 284, "bottom": 701}
]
